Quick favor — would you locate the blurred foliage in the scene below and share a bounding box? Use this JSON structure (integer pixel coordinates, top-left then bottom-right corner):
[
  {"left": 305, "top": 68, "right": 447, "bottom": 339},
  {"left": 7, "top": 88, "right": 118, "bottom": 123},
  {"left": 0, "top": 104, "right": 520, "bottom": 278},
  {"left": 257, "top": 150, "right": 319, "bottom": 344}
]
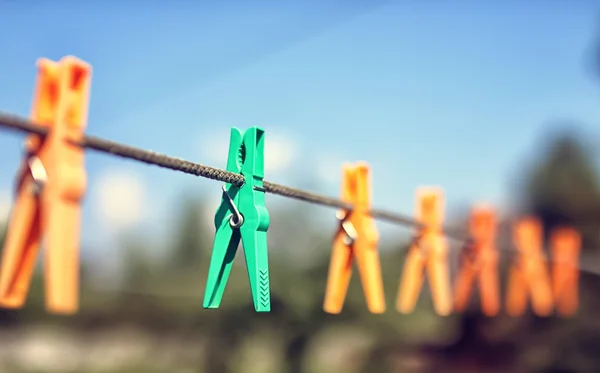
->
[
  {"left": 521, "top": 128, "right": 600, "bottom": 251},
  {"left": 1, "top": 130, "right": 600, "bottom": 373}
]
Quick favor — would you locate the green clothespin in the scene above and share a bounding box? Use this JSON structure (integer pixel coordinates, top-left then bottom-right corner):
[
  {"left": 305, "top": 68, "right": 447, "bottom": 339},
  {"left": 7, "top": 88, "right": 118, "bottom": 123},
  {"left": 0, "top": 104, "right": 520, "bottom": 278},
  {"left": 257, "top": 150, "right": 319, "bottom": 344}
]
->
[{"left": 203, "top": 127, "right": 271, "bottom": 312}]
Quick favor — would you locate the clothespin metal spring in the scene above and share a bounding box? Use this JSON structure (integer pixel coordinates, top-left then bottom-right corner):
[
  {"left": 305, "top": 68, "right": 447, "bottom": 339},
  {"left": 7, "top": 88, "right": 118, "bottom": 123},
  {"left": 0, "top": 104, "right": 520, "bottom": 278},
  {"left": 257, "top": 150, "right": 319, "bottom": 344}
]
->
[
  {"left": 221, "top": 185, "right": 244, "bottom": 228},
  {"left": 26, "top": 155, "right": 48, "bottom": 196},
  {"left": 336, "top": 210, "right": 358, "bottom": 246},
  {"left": 409, "top": 231, "right": 430, "bottom": 258},
  {"left": 459, "top": 238, "right": 480, "bottom": 270}
]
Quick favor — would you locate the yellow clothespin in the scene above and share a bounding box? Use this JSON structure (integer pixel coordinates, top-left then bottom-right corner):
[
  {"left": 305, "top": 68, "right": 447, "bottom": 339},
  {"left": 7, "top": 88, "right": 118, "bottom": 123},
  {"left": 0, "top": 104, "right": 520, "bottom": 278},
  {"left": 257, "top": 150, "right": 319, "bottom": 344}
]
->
[
  {"left": 550, "top": 227, "right": 580, "bottom": 317},
  {"left": 0, "top": 56, "right": 91, "bottom": 314},
  {"left": 505, "top": 217, "right": 553, "bottom": 317},
  {"left": 396, "top": 187, "right": 452, "bottom": 316},
  {"left": 453, "top": 205, "right": 500, "bottom": 316},
  {"left": 323, "top": 162, "right": 385, "bottom": 314}
]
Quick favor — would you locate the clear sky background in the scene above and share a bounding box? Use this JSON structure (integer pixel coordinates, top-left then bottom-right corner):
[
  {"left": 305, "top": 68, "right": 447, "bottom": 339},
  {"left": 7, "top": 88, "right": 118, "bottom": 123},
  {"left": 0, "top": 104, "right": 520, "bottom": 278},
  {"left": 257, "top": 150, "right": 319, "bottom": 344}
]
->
[{"left": 1, "top": 1, "right": 600, "bottom": 263}]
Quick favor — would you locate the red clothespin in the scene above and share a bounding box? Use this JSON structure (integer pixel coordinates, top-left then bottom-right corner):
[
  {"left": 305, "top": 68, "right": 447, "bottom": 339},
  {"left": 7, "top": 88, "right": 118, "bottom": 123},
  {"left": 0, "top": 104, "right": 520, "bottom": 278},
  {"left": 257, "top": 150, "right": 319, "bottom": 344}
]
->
[
  {"left": 505, "top": 217, "right": 553, "bottom": 317},
  {"left": 550, "top": 227, "right": 580, "bottom": 317},
  {"left": 453, "top": 205, "right": 500, "bottom": 316},
  {"left": 323, "top": 162, "right": 385, "bottom": 314},
  {"left": 396, "top": 187, "right": 452, "bottom": 316},
  {"left": 0, "top": 56, "right": 91, "bottom": 314}
]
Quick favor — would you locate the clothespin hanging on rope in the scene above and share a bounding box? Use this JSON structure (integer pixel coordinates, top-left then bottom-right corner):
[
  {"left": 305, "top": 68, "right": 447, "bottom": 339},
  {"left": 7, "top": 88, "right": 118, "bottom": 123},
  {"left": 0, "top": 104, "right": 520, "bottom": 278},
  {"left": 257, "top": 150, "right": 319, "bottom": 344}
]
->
[
  {"left": 453, "top": 205, "right": 500, "bottom": 316},
  {"left": 0, "top": 57, "right": 91, "bottom": 314},
  {"left": 396, "top": 187, "right": 452, "bottom": 316},
  {"left": 505, "top": 217, "right": 553, "bottom": 317},
  {"left": 323, "top": 162, "right": 385, "bottom": 314},
  {"left": 550, "top": 227, "right": 580, "bottom": 317},
  {"left": 203, "top": 127, "right": 271, "bottom": 312}
]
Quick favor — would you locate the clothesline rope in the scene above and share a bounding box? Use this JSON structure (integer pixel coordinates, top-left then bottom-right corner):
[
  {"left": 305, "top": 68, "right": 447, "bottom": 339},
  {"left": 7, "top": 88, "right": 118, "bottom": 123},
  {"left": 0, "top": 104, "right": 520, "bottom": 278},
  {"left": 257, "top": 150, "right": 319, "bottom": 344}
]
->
[{"left": 0, "top": 111, "right": 469, "bottom": 240}]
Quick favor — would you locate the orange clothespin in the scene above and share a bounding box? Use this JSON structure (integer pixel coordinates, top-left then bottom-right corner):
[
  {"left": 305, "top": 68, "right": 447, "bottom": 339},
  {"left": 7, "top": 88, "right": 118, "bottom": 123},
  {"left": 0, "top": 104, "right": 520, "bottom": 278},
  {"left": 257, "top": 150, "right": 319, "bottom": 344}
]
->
[
  {"left": 453, "top": 205, "right": 500, "bottom": 316},
  {"left": 323, "top": 162, "right": 385, "bottom": 314},
  {"left": 0, "top": 56, "right": 91, "bottom": 314},
  {"left": 505, "top": 217, "right": 553, "bottom": 317},
  {"left": 550, "top": 227, "right": 580, "bottom": 317},
  {"left": 396, "top": 187, "right": 452, "bottom": 316}
]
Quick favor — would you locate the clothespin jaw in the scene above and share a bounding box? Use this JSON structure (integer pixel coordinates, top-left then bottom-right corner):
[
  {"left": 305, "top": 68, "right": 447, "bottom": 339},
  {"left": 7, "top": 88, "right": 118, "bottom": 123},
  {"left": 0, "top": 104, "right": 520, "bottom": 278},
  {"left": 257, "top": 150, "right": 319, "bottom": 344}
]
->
[
  {"left": 469, "top": 205, "right": 496, "bottom": 244},
  {"left": 550, "top": 227, "right": 580, "bottom": 317},
  {"left": 417, "top": 187, "right": 444, "bottom": 230},
  {"left": 506, "top": 217, "right": 553, "bottom": 317},
  {"left": 453, "top": 205, "right": 500, "bottom": 316},
  {"left": 0, "top": 56, "right": 91, "bottom": 314},
  {"left": 323, "top": 162, "right": 385, "bottom": 314},
  {"left": 203, "top": 127, "right": 271, "bottom": 312},
  {"left": 396, "top": 187, "right": 452, "bottom": 316}
]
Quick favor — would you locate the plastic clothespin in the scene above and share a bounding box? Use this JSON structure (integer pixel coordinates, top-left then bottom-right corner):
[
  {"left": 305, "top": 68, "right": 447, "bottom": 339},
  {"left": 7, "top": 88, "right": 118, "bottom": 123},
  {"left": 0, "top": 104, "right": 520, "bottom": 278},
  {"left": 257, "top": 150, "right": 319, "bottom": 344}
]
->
[
  {"left": 0, "top": 56, "right": 91, "bottom": 314},
  {"left": 396, "top": 187, "right": 452, "bottom": 316},
  {"left": 203, "top": 127, "right": 271, "bottom": 312},
  {"left": 505, "top": 217, "right": 553, "bottom": 317},
  {"left": 323, "top": 162, "right": 385, "bottom": 314},
  {"left": 453, "top": 205, "right": 500, "bottom": 316},
  {"left": 550, "top": 227, "right": 580, "bottom": 317}
]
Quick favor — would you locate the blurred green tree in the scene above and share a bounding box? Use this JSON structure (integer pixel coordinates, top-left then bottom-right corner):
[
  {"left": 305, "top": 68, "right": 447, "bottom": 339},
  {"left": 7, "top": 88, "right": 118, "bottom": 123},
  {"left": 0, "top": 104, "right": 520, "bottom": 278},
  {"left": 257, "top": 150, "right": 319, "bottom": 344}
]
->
[{"left": 520, "top": 128, "right": 600, "bottom": 250}]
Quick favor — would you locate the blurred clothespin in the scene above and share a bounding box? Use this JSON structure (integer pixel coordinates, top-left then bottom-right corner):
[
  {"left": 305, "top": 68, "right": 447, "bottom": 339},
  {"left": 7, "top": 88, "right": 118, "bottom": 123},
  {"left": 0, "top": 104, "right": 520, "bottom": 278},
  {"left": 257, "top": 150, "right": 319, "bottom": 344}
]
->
[
  {"left": 323, "top": 162, "right": 385, "bottom": 314},
  {"left": 203, "top": 127, "right": 271, "bottom": 312},
  {"left": 550, "top": 227, "right": 580, "bottom": 317},
  {"left": 396, "top": 187, "right": 452, "bottom": 316},
  {"left": 453, "top": 205, "right": 500, "bottom": 316},
  {"left": 0, "top": 57, "right": 91, "bottom": 314},
  {"left": 505, "top": 217, "right": 553, "bottom": 317}
]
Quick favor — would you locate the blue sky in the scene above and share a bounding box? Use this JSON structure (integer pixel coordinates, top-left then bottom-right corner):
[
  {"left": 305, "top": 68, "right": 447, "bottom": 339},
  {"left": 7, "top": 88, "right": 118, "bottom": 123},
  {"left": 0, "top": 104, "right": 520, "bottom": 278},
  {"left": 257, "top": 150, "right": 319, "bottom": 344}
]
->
[{"left": 1, "top": 1, "right": 600, "bottom": 259}]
